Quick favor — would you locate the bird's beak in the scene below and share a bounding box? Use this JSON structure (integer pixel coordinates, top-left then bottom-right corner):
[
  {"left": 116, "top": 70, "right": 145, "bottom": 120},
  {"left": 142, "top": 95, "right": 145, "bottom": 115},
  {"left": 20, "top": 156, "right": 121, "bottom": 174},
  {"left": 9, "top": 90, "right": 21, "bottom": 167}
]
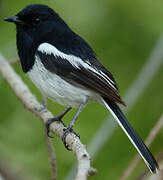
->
[{"left": 4, "top": 16, "right": 24, "bottom": 25}]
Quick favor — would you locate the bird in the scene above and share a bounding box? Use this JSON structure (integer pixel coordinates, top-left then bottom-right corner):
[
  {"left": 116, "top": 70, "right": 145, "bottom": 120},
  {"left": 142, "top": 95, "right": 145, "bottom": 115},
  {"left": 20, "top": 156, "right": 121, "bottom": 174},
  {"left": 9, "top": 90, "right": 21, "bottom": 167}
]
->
[{"left": 4, "top": 4, "right": 158, "bottom": 173}]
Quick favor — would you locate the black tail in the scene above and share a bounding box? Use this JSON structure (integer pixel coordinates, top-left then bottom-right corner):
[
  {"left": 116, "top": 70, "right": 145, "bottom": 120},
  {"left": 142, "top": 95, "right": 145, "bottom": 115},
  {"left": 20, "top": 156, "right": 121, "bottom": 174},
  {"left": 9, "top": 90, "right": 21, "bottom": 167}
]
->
[{"left": 102, "top": 97, "right": 159, "bottom": 173}]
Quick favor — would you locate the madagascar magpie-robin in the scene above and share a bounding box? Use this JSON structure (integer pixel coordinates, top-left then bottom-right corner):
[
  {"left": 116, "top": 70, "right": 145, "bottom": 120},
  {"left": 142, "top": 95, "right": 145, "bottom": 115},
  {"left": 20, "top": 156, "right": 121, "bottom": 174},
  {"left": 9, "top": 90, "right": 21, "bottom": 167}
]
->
[{"left": 4, "top": 4, "right": 158, "bottom": 173}]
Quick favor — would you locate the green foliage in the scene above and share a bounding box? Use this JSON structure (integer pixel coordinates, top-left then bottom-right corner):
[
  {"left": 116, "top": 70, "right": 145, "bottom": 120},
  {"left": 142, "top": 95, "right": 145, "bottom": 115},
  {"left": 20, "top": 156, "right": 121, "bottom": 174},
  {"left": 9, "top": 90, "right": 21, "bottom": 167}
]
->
[{"left": 0, "top": 0, "right": 163, "bottom": 179}]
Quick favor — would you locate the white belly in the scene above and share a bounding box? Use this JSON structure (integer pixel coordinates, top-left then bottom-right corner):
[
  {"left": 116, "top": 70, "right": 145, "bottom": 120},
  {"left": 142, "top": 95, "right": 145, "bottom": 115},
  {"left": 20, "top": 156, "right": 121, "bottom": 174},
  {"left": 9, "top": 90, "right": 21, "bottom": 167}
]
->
[{"left": 27, "top": 57, "right": 99, "bottom": 108}]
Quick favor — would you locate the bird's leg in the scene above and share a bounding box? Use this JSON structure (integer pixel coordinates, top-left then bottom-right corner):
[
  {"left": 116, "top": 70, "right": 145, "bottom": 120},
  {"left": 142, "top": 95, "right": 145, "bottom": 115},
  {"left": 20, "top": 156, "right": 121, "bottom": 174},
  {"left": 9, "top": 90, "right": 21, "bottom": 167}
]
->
[
  {"left": 42, "top": 93, "right": 47, "bottom": 109},
  {"left": 46, "top": 107, "right": 72, "bottom": 137},
  {"left": 62, "top": 98, "right": 88, "bottom": 150},
  {"left": 36, "top": 92, "right": 47, "bottom": 112}
]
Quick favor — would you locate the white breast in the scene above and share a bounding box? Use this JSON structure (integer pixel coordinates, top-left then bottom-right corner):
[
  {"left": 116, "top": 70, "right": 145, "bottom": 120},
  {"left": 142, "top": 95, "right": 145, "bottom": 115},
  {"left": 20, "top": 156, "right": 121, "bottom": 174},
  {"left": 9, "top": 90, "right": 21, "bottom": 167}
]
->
[{"left": 27, "top": 56, "right": 99, "bottom": 108}]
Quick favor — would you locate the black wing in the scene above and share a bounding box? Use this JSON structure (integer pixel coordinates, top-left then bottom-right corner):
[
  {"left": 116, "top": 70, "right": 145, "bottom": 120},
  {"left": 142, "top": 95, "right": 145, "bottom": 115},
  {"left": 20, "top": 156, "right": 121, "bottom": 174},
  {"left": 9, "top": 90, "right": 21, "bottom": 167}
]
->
[{"left": 36, "top": 50, "right": 126, "bottom": 106}]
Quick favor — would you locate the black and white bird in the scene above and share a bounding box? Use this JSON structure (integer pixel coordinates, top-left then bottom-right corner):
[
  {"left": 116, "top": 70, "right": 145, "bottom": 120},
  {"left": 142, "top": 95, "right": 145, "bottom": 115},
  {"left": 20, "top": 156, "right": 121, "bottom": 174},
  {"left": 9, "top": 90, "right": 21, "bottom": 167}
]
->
[{"left": 4, "top": 4, "right": 158, "bottom": 173}]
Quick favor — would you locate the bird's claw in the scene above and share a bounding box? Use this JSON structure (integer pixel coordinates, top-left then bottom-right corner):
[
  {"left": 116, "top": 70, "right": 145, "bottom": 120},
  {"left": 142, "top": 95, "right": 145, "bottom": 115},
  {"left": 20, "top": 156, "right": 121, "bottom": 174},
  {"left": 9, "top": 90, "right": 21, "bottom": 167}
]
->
[
  {"left": 45, "top": 117, "right": 61, "bottom": 138},
  {"left": 62, "top": 127, "right": 80, "bottom": 150}
]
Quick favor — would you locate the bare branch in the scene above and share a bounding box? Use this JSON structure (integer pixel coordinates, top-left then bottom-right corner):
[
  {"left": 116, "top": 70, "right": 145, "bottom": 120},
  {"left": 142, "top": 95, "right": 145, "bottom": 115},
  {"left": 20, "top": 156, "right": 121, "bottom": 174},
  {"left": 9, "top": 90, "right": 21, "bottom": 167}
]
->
[
  {"left": 0, "top": 54, "right": 97, "bottom": 180},
  {"left": 120, "top": 114, "right": 163, "bottom": 180},
  {"left": 75, "top": 146, "right": 97, "bottom": 180},
  {"left": 44, "top": 127, "right": 57, "bottom": 180}
]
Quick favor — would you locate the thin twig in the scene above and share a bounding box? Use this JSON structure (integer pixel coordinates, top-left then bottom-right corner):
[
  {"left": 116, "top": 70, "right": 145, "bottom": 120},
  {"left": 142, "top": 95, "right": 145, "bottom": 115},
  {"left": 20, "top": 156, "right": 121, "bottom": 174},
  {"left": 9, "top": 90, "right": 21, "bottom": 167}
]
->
[
  {"left": 0, "top": 53, "right": 97, "bottom": 180},
  {"left": 120, "top": 113, "right": 163, "bottom": 180},
  {"left": 44, "top": 127, "right": 57, "bottom": 180}
]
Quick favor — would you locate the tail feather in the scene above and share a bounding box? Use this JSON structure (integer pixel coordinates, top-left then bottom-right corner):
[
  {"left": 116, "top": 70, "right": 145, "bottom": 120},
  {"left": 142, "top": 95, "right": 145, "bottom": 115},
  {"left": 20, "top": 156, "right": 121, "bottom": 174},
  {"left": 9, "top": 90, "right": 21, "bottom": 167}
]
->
[{"left": 102, "top": 97, "right": 159, "bottom": 173}]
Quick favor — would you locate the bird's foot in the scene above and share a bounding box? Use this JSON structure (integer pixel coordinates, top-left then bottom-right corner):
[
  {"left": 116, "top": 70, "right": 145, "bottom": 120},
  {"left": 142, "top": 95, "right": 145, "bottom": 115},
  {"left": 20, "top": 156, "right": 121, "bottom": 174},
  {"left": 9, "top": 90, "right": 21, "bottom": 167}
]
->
[
  {"left": 45, "top": 107, "right": 72, "bottom": 138},
  {"left": 45, "top": 117, "right": 63, "bottom": 138},
  {"left": 62, "top": 127, "right": 80, "bottom": 150}
]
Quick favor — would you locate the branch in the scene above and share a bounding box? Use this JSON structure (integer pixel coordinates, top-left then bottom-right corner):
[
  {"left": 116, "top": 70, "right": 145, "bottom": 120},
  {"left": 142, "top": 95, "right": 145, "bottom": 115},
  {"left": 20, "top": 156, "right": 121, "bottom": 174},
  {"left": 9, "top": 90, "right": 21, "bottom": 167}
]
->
[
  {"left": 0, "top": 54, "right": 97, "bottom": 180},
  {"left": 120, "top": 113, "right": 163, "bottom": 180},
  {"left": 44, "top": 127, "right": 57, "bottom": 180}
]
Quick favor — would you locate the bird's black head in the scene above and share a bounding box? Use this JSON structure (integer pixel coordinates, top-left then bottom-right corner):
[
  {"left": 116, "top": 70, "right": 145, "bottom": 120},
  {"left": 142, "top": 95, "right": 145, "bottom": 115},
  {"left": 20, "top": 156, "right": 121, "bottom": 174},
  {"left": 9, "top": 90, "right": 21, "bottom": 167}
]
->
[
  {"left": 4, "top": 4, "right": 62, "bottom": 31},
  {"left": 4, "top": 4, "right": 68, "bottom": 44},
  {"left": 4, "top": 4, "right": 95, "bottom": 72}
]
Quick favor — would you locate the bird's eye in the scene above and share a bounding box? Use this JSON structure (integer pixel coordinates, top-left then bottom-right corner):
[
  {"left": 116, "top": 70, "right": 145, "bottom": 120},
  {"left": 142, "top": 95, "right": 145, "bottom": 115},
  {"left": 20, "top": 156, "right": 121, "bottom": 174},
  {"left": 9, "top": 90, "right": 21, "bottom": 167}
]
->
[{"left": 32, "top": 18, "right": 41, "bottom": 25}]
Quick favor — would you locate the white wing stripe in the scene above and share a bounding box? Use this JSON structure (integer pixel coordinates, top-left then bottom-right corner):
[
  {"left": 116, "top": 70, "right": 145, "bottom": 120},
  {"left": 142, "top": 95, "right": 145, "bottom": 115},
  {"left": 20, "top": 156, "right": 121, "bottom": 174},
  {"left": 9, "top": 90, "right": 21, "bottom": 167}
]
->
[
  {"left": 38, "top": 43, "right": 117, "bottom": 90},
  {"left": 100, "top": 71, "right": 115, "bottom": 84}
]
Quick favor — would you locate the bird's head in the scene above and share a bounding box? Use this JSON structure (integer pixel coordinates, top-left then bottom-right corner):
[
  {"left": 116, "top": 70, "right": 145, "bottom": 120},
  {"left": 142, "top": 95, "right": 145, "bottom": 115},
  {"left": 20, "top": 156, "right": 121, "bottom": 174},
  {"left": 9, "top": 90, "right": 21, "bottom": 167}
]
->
[{"left": 4, "top": 4, "right": 68, "bottom": 43}]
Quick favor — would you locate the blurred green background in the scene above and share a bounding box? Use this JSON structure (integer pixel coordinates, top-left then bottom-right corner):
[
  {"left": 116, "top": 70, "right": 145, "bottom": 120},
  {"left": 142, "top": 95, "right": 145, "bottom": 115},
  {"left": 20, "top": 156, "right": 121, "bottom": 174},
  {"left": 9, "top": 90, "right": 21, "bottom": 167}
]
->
[{"left": 0, "top": 0, "right": 163, "bottom": 179}]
